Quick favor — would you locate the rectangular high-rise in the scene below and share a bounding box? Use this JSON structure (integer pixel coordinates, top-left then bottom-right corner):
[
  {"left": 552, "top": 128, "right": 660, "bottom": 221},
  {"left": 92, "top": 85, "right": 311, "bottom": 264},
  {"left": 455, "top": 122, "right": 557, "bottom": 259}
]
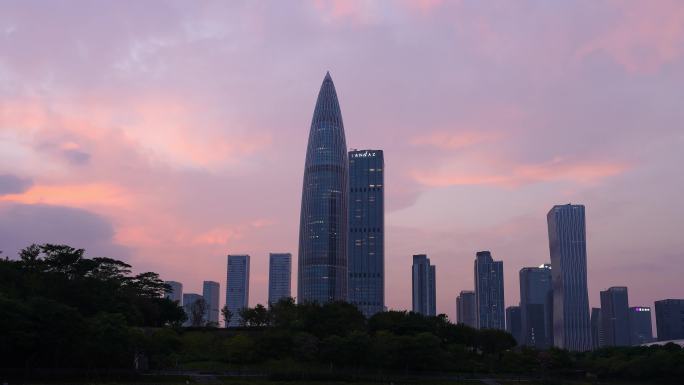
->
[
  {"left": 268, "top": 253, "right": 292, "bottom": 305},
  {"left": 182, "top": 293, "right": 203, "bottom": 327},
  {"left": 474, "top": 251, "right": 505, "bottom": 329},
  {"left": 590, "top": 307, "right": 604, "bottom": 349},
  {"left": 629, "top": 306, "right": 653, "bottom": 345},
  {"left": 348, "top": 149, "right": 385, "bottom": 318},
  {"left": 226, "top": 254, "right": 250, "bottom": 327},
  {"left": 519, "top": 265, "right": 553, "bottom": 348},
  {"left": 202, "top": 281, "right": 220, "bottom": 325},
  {"left": 412, "top": 254, "right": 436, "bottom": 316},
  {"left": 506, "top": 306, "right": 522, "bottom": 343},
  {"left": 600, "top": 286, "right": 631, "bottom": 346},
  {"left": 164, "top": 281, "right": 183, "bottom": 305},
  {"left": 456, "top": 290, "right": 477, "bottom": 328},
  {"left": 655, "top": 299, "right": 684, "bottom": 341},
  {"left": 547, "top": 204, "right": 591, "bottom": 351}
]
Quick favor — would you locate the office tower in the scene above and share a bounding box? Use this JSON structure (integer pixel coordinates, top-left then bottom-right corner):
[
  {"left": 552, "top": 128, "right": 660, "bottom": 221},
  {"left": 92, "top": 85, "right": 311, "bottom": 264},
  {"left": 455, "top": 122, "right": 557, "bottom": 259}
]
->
[
  {"left": 600, "top": 286, "right": 631, "bottom": 346},
  {"left": 547, "top": 204, "right": 591, "bottom": 351},
  {"left": 655, "top": 299, "right": 684, "bottom": 341},
  {"left": 590, "top": 307, "right": 604, "bottom": 349},
  {"left": 202, "top": 281, "right": 220, "bottom": 325},
  {"left": 412, "top": 254, "right": 436, "bottom": 316},
  {"left": 519, "top": 265, "right": 553, "bottom": 348},
  {"left": 226, "top": 254, "right": 250, "bottom": 327},
  {"left": 629, "top": 307, "right": 654, "bottom": 345},
  {"left": 456, "top": 290, "right": 477, "bottom": 328},
  {"left": 474, "top": 251, "right": 505, "bottom": 329},
  {"left": 182, "top": 293, "right": 203, "bottom": 327},
  {"left": 506, "top": 306, "right": 522, "bottom": 344},
  {"left": 297, "top": 72, "right": 349, "bottom": 304},
  {"left": 348, "top": 149, "right": 385, "bottom": 317},
  {"left": 268, "top": 253, "right": 292, "bottom": 305},
  {"left": 164, "top": 281, "right": 183, "bottom": 304}
]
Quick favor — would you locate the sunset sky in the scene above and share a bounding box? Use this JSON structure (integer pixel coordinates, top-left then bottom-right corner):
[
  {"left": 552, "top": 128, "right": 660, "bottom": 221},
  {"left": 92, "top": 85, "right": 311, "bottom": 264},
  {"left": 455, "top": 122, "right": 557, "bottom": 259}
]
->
[{"left": 1, "top": 0, "right": 683, "bottom": 322}]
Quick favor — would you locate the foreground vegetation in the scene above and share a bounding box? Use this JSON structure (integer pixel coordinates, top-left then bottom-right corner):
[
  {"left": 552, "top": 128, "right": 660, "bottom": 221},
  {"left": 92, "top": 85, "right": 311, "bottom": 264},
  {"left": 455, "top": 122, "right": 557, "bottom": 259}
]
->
[{"left": 1, "top": 244, "right": 683, "bottom": 383}]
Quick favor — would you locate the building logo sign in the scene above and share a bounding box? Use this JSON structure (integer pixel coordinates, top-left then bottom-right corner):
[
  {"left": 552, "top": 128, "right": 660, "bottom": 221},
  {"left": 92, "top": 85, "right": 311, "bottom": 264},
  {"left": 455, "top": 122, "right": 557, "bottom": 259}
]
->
[{"left": 352, "top": 151, "right": 377, "bottom": 158}]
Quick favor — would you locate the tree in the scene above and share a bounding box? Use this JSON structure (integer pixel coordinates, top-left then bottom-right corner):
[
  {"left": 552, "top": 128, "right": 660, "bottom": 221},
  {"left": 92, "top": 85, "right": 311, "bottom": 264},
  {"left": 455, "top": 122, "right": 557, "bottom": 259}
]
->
[
  {"left": 190, "top": 298, "right": 208, "bottom": 327},
  {"left": 221, "top": 305, "right": 232, "bottom": 327}
]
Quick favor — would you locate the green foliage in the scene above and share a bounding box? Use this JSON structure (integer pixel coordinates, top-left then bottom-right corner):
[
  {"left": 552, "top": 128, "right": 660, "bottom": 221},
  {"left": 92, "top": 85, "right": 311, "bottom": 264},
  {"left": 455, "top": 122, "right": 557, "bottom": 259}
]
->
[{"left": 0, "top": 243, "right": 186, "bottom": 370}]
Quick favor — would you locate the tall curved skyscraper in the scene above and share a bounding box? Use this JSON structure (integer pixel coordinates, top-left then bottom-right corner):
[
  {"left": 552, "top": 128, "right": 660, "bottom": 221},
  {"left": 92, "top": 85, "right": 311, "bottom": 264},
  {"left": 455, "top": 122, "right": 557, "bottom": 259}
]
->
[{"left": 297, "top": 72, "right": 348, "bottom": 304}]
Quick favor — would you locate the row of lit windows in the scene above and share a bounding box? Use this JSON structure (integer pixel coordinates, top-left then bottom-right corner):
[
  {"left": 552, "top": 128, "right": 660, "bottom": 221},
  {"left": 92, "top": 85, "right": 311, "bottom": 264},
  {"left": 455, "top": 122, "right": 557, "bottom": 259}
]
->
[
  {"left": 350, "top": 272, "right": 382, "bottom": 278},
  {"left": 350, "top": 187, "right": 382, "bottom": 192},
  {"left": 350, "top": 228, "right": 381, "bottom": 232}
]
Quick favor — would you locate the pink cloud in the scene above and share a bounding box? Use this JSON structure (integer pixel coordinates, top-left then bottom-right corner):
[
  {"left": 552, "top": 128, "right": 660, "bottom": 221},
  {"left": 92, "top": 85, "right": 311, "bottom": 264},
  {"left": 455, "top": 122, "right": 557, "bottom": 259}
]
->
[
  {"left": 576, "top": 0, "right": 684, "bottom": 73},
  {"left": 411, "top": 130, "right": 502, "bottom": 150},
  {"left": 412, "top": 158, "right": 629, "bottom": 188}
]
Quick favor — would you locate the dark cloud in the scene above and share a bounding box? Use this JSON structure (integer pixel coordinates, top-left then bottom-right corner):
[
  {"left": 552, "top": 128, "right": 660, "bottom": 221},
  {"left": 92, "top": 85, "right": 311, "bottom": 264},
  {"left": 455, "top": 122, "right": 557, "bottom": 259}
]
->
[
  {"left": 0, "top": 174, "right": 33, "bottom": 195},
  {"left": 63, "top": 148, "right": 91, "bottom": 165},
  {"left": 0, "top": 203, "right": 129, "bottom": 260}
]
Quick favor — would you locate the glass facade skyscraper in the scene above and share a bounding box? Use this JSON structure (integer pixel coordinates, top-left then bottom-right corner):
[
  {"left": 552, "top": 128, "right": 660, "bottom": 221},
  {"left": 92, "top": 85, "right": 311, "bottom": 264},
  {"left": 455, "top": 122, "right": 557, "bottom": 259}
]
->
[
  {"left": 506, "top": 306, "right": 522, "bottom": 343},
  {"left": 348, "top": 149, "right": 384, "bottom": 317},
  {"left": 456, "top": 290, "right": 477, "bottom": 328},
  {"left": 202, "top": 281, "right": 220, "bottom": 325},
  {"left": 474, "top": 251, "right": 505, "bottom": 329},
  {"left": 547, "top": 204, "right": 591, "bottom": 351},
  {"left": 268, "top": 253, "right": 292, "bottom": 305},
  {"left": 519, "top": 265, "right": 553, "bottom": 348},
  {"left": 182, "top": 293, "right": 203, "bottom": 327},
  {"left": 655, "top": 299, "right": 684, "bottom": 341},
  {"left": 412, "top": 254, "right": 436, "bottom": 316},
  {"left": 297, "top": 72, "right": 349, "bottom": 304},
  {"left": 600, "top": 286, "right": 631, "bottom": 346},
  {"left": 591, "top": 307, "right": 604, "bottom": 349},
  {"left": 164, "top": 281, "right": 183, "bottom": 305},
  {"left": 226, "top": 254, "right": 250, "bottom": 327},
  {"left": 629, "top": 306, "right": 653, "bottom": 345}
]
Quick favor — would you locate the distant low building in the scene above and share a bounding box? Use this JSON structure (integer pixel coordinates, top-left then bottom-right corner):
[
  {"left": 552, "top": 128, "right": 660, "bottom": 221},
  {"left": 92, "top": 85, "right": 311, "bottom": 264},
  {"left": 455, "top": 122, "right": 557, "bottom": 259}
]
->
[
  {"left": 164, "top": 281, "right": 183, "bottom": 305},
  {"left": 456, "top": 290, "right": 476, "bottom": 328},
  {"left": 600, "top": 286, "right": 631, "bottom": 346},
  {"left": 506, "top": 306, "right": 522, "bottom": 343},
  {"left": 202, "top": 281, "right": 220, "bottom": 325},
  {"left": 655, "top": 299, "right": 684, "bottom": 341},
  {"left": 182, "top": 293, "right": 203, "bottom": 327},
  {"left": 412, "top": 254, "right": 436, "bottom": 316}
]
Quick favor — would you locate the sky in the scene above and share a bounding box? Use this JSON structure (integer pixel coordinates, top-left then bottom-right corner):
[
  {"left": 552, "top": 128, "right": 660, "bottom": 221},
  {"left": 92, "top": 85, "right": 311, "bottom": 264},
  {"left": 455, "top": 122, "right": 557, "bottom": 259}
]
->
[{"left": 1, "top": 0, "right": 683, "bottom": 325}]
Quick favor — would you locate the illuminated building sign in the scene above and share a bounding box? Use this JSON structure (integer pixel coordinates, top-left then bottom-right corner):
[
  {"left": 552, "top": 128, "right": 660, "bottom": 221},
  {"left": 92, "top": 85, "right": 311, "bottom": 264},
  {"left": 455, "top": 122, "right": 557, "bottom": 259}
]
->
[{"left": 352, "top": 151, "right": 377, "bottom": 158}]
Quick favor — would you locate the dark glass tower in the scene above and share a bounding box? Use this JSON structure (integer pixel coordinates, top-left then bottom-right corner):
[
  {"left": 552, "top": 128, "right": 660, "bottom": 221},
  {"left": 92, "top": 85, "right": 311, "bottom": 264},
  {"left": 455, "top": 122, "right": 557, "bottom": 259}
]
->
[
  {"left": 506, "top": 306, "right": 522, "bottom": 343},
  {"left": 348, "top": 149, "right": 384, "bottom": 317},
  {"left": 600, "top": 286, "right": 631, "bottom": 346},
  {"left": 629, "top": 306, "right": 653, "bottom": 345},
  {"left": 457, "top": 290, "right": 477, "bottom": 328},
  {"left": 548, "top": 204, "right": 591, "bottom": 351},
  {"left": 655, "top": 299, "right": 684, "bottom": 341},
  {"left": 519, "top": 265, "right": 553, "bottom": 348},
  {"left": 412, "top": 254, "right": 436, "bottom": 316},
  {"left": 474, "top": 251, "right": 505, "bottom": 329},
  {"left": 297, "top": 72, "right": 349, "bottom": 304}
]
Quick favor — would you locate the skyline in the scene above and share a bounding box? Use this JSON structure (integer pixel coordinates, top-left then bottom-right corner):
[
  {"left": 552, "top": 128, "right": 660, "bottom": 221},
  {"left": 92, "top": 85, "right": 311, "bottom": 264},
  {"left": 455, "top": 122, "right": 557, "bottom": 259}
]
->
[{"left": 1, "top": 1, "right": 684, "bottom": 325}]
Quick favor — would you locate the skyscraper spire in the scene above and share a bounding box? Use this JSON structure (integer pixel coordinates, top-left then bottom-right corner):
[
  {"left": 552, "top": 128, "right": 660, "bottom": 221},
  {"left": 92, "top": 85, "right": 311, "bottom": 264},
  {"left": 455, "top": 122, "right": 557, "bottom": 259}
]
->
[{"left": 297, "top": 72, "right": 349, "bottom": 304}]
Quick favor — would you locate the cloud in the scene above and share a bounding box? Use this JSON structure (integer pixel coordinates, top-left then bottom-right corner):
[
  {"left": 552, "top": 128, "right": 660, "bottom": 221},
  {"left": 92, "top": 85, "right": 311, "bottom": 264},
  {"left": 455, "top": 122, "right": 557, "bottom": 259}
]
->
[
  {"left": 575, "top": 0, "right": 684, "bottom": 73},
  {"left": 411, "top": 130, "right": 501, "bottom": 150},
  {"left": 0, "top": 202, "right": 129, "bottom": 259},
  {"left": 412, "top": 158, "right": 629, "bottom": 188},
  {"left": 0, "top": 174, "right": 33, "bottom": 195}
]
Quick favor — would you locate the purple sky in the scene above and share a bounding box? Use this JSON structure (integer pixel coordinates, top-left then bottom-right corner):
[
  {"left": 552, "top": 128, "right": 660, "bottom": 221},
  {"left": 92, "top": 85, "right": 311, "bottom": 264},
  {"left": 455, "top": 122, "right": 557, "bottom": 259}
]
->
[{"left": 1, "top": 0, "right": 683, "bottom": 323}]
